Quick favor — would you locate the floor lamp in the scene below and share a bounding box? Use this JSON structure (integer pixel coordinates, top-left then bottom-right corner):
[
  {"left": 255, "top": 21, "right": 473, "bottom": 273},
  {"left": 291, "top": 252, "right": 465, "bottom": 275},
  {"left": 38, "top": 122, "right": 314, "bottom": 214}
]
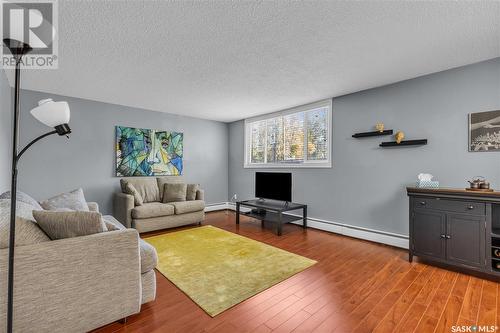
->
[{"left": 3, "top": 38, "right": 72, "bottom": 333}]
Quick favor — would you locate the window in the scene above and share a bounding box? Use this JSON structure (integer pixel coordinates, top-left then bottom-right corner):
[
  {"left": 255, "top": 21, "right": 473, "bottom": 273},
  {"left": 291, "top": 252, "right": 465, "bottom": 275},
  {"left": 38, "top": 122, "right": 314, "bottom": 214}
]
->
[{"left": 244, "top": 99, "right": 332, "bottom": 168}]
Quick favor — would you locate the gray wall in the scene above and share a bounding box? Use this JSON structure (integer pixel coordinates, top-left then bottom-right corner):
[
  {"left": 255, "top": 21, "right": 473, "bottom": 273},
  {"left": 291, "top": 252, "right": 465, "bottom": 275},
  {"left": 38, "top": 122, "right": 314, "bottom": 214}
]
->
[
  {"left": 0, "top": 70, "right": 11, "bottom": 192},
  {"left": 229, "top": 58, "right": 500, "bottom": 236},
  {"left": 17, "top": 90, "right": 229, "bottom": 214}
]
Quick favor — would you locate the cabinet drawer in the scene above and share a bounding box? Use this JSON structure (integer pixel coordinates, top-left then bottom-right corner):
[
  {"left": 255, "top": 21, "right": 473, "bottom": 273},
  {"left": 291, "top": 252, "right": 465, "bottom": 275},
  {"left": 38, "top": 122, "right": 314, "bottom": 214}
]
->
[{"left": 413, "top": 198, "right": 485, "bottom": 216}]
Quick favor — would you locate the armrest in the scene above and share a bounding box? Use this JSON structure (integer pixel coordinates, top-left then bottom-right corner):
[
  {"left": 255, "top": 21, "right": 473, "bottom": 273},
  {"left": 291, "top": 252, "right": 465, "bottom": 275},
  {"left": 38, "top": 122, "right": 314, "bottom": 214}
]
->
[
  {"left": 0, "top": 229, "right": 141, "bottom": 333},
  {"left": 87, "top": 201, "right": 99, "bottom": 212},
  {"left": 196, "top": 189, "right": 205, "bottom": 201},
  {"left": 114, "top": 192, "right": 134, "bottom": 228}
]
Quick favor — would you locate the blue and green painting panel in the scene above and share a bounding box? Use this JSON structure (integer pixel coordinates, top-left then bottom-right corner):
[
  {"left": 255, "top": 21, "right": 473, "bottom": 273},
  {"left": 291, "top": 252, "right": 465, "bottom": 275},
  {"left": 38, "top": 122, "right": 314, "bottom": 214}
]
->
[{"left": 116, "top": 126, "right": 183, "bottom": 176}]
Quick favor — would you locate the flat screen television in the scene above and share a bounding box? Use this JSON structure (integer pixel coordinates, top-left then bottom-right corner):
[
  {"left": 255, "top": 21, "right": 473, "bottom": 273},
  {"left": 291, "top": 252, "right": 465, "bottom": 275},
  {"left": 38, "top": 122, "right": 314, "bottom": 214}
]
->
[{"left": 255, "top": 172, "right": 292, "bottom": 202}]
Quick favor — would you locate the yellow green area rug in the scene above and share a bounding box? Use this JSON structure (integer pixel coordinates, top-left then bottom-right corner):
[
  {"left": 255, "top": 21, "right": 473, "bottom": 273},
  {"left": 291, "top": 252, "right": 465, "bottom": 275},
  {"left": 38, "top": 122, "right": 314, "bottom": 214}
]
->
[{"left": 144, "top": 225, "right": 316, "bottom": 316}]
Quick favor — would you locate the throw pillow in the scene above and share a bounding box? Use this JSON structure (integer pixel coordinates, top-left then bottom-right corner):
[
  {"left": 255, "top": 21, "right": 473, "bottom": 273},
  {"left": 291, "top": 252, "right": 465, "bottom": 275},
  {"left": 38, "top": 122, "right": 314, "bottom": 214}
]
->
[
  {"left": 157, "top": 177, "right": 183, "bottom": 201},
  {"left": 0, "top": 191, "right": 43, "bottom": 210},
  {"left": 120, "top": 178, "right": 160, "bottom": 203},
  {"left": 0, "top": 216, "right": 50, "bottom": 249},
  {"left": 32, "top": 210, "right": 108, "bottom": 240},
  {"left": 0, "top": 199, "right": 38, "bottom": 222},
  {"left": 162, "top": 183, "right": 187, "bottom": 203},
  {"left": 40, "top": 188, "right": 90, "bottom": 211},
  {"left": 186, "top": 184, "right": 199, "bottom": 201},
  {"left": 124, "top": 183, "right": 143, "bottom": 206}
]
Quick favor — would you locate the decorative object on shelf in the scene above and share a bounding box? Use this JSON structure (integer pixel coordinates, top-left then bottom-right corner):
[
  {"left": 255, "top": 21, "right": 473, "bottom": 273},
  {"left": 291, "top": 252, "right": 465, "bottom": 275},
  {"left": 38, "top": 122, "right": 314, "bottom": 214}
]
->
[
  {"left": 466, "top": 176, "right": 493, "bottom": 192},
  {"left": 395, "top": 131, "right": 405, "bottom": 144},
  {"left": 416, "top": 173, "right": 439, "bottom": 188},
  {"left": 352, "top": 123, "right": 393, "bottom": 138},
  {"left": 3, "top": 38, "right": 72, "bottom": 333},
  {"left": 379, "top": 139, "right": 428, "bottom": 147},
  {"left": 115, "top": 126, "right": 183, "bottom": 177},
  {"left": 469, "top": 110, "right": 500, "bottom": 152}
]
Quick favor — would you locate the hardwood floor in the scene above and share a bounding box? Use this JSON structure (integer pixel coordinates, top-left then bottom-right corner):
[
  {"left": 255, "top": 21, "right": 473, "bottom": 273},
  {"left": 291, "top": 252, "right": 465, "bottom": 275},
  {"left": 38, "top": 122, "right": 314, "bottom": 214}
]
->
[{"left": 93, "top": 211, "right": 500, "bottom": 333}]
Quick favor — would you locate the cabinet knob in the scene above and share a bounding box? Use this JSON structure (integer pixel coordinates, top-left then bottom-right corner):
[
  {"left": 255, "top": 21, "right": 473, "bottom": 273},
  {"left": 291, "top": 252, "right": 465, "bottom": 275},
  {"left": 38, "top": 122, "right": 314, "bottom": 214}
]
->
[
  {"left": 420, "top": 201, "right": 427, "bottom": 206},
  {"left": 467, "top": 205, "right": 474, "bottom": 210},
  {"left": 446, "top": 235, "right": 451, "bottom": 239},
  {"left": 440, "top": 234, "right": 446, "bottom": 239}
]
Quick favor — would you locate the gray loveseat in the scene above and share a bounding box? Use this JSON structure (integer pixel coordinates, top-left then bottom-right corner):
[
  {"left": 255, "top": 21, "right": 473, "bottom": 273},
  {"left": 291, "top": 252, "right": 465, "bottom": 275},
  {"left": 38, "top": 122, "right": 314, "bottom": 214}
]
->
[
  {"left": 114, "top": 176, "right": 205, "bottom": 233},
  {"left": 0, "top": 196, "right": 157, "bottom": 333}
]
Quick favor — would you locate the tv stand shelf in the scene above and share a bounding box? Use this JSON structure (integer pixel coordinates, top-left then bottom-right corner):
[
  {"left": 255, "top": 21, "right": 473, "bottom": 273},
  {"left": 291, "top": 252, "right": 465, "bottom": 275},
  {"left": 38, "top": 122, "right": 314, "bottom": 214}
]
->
[
  {"left": 242, "top": 211, "right": 302, "bottom": 224},
  {"left": 235, "top": 199, "right": 307, "bottom": 236}
]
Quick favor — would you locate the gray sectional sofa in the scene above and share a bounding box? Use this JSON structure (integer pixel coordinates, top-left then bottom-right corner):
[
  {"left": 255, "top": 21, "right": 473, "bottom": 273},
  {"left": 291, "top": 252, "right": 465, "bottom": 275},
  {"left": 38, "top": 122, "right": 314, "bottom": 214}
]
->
[
  {"left": 0, "top": 196, "right": 157, "bottom": 333},
  {"left": 114, "top": 176, "right": 205, "bottom": 233}
]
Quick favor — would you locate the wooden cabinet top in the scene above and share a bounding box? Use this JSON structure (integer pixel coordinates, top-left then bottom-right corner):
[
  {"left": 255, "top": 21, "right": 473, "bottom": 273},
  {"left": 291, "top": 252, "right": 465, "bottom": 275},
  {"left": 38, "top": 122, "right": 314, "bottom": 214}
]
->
[{"left": 407, "top": 187, "right": 500, "bottom": 202}]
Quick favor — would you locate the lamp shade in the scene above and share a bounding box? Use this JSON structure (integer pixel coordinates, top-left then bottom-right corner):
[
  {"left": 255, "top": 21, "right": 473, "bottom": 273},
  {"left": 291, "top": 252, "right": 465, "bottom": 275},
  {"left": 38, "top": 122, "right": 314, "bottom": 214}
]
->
[{"left": 30, "top": 99, "right": 70, "bottom": 127}]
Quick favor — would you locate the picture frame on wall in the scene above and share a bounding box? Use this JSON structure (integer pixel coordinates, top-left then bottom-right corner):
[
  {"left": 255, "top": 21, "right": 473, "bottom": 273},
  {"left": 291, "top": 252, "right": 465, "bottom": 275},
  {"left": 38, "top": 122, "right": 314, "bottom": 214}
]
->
[
  {"left": 469, "top": 110, "right": 500, "bottom": 152},
  {"left": 115, "top": 126, "right": 184, "bottom": 176}
]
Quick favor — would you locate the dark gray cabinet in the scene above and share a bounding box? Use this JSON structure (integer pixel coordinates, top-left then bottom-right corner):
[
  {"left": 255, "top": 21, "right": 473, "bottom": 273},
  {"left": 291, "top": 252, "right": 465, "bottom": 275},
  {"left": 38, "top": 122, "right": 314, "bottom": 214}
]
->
[
  {"left": 411, "top": 209, "right": 485, "bottom": 268},
  {"left": 411, "top": 210, "right": 446, "bottom": 260},
  {"left": 446, "top": 213, "right": 485, "bottom": 268},
  {"left": 407, "top": 187, "right": 500, "bottom": 277}
]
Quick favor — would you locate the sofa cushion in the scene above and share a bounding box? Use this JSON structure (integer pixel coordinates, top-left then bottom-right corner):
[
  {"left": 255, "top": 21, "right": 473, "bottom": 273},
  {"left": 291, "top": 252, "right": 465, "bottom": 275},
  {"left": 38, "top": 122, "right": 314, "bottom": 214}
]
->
[
  {"left": 0, "top": 199, "right": 51, "bottom": 249},
  {"left": 141, "top": 270, "right": 156, "bottom": 304},
  {"left": 157, "top": 176, "right": 185, "bottom": 201},
  {"left": 162, "top": 183, "right": 187, "bottom": 203},
  {"left": 120, "top": 178, "right": 160, "bottom": 203},
  {"left": 139, "top": 239, "right": 158, "bottom": 273},
  {"left": 0, "top": 191, "right": 43, "bottom": 210},
  {"left": 123, "top": 183, "right": 143, "bottom": 206},
  {"left": 33, "top": 210, "right": 108, "bottom": 240},
  {"left": 186, "top": 184, "right": 199, "bottom": 201},
  {"left": 170, "top": 200, "right": 205, "bottom": 214},
  {"left": 132, "top": 202, "right": 175, "bottom": 219},
  {"left": 40, "top": 188, "right": 90, "bottom": 211}
]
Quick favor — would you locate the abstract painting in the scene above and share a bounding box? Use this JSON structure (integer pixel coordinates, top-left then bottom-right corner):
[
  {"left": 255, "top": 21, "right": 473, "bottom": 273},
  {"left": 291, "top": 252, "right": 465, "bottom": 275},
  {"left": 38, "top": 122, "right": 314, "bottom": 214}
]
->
[
  {"left": 116, "top": 126, "right": 183, "bottom": 176},
  {"left": 469, "top": 110, "right": 500, "bottom": 152}
]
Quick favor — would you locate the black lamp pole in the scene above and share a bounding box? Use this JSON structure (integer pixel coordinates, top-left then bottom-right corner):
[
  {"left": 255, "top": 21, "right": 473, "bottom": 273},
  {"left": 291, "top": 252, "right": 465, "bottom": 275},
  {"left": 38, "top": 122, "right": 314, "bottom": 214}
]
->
[
  {"left": 4, "top": 37, "right": 32, "bottom": 333},
  {"left": 3, "top": 38, "right": 71, "bottom": 333}
]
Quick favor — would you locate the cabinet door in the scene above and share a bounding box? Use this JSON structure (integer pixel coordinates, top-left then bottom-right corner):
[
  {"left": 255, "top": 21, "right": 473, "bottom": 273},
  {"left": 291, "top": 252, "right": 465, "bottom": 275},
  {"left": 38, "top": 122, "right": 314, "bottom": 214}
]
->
[
  {"left": 412, "top": 210, "right": 446, "bottom": 260},
  {"left": 446, "top": 214, "right": 485, "bottom": 268}
]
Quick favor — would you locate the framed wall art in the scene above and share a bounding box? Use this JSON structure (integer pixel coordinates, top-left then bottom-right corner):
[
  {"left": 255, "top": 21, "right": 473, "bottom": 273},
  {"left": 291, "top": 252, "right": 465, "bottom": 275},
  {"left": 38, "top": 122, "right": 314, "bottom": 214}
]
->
[{"left": 115, "top": 126, "right": 183, "bottom": 176}]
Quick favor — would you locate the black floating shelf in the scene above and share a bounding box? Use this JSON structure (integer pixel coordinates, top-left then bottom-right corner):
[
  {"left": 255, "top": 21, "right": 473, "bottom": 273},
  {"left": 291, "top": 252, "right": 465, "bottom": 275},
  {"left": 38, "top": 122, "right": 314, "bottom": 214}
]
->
[
  {"left": 379, "top": 139, "right": 428, "bottom": 147},
  {"left": 352, "top": 130, "right": 394, "bottom": 138}
]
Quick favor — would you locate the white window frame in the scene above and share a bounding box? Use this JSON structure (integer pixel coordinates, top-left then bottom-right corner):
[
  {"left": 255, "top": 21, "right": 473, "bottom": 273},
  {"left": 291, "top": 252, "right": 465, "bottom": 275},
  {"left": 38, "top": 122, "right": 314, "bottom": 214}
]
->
[{"left": 244, "top": 99, "right": 332, "bottom": 168}]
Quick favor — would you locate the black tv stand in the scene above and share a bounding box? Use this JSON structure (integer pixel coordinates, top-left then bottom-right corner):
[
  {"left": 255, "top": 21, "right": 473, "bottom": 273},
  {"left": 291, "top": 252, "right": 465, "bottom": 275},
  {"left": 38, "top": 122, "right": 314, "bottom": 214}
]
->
[{"left": 235, "top": 199, "right": 307, "bottom": 236}]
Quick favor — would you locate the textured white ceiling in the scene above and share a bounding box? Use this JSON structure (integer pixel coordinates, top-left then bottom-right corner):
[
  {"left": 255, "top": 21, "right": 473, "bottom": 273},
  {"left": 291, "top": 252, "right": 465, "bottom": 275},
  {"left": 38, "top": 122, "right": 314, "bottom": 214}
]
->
[{"left": 9, "top": 0, "right": 500, "bottom": 122}]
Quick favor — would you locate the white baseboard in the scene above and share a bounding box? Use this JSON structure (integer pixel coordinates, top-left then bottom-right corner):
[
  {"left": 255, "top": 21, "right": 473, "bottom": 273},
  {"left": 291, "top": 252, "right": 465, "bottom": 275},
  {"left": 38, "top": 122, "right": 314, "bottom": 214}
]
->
[
  {"left": 288, "top": 216, "right": 409, "bottom": 249},
  {"left": 205, "top": 202, "right": 231, "bottom": 212},
  {"left": 207, "top": 202, "right": 409, "bottom": 249}
]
